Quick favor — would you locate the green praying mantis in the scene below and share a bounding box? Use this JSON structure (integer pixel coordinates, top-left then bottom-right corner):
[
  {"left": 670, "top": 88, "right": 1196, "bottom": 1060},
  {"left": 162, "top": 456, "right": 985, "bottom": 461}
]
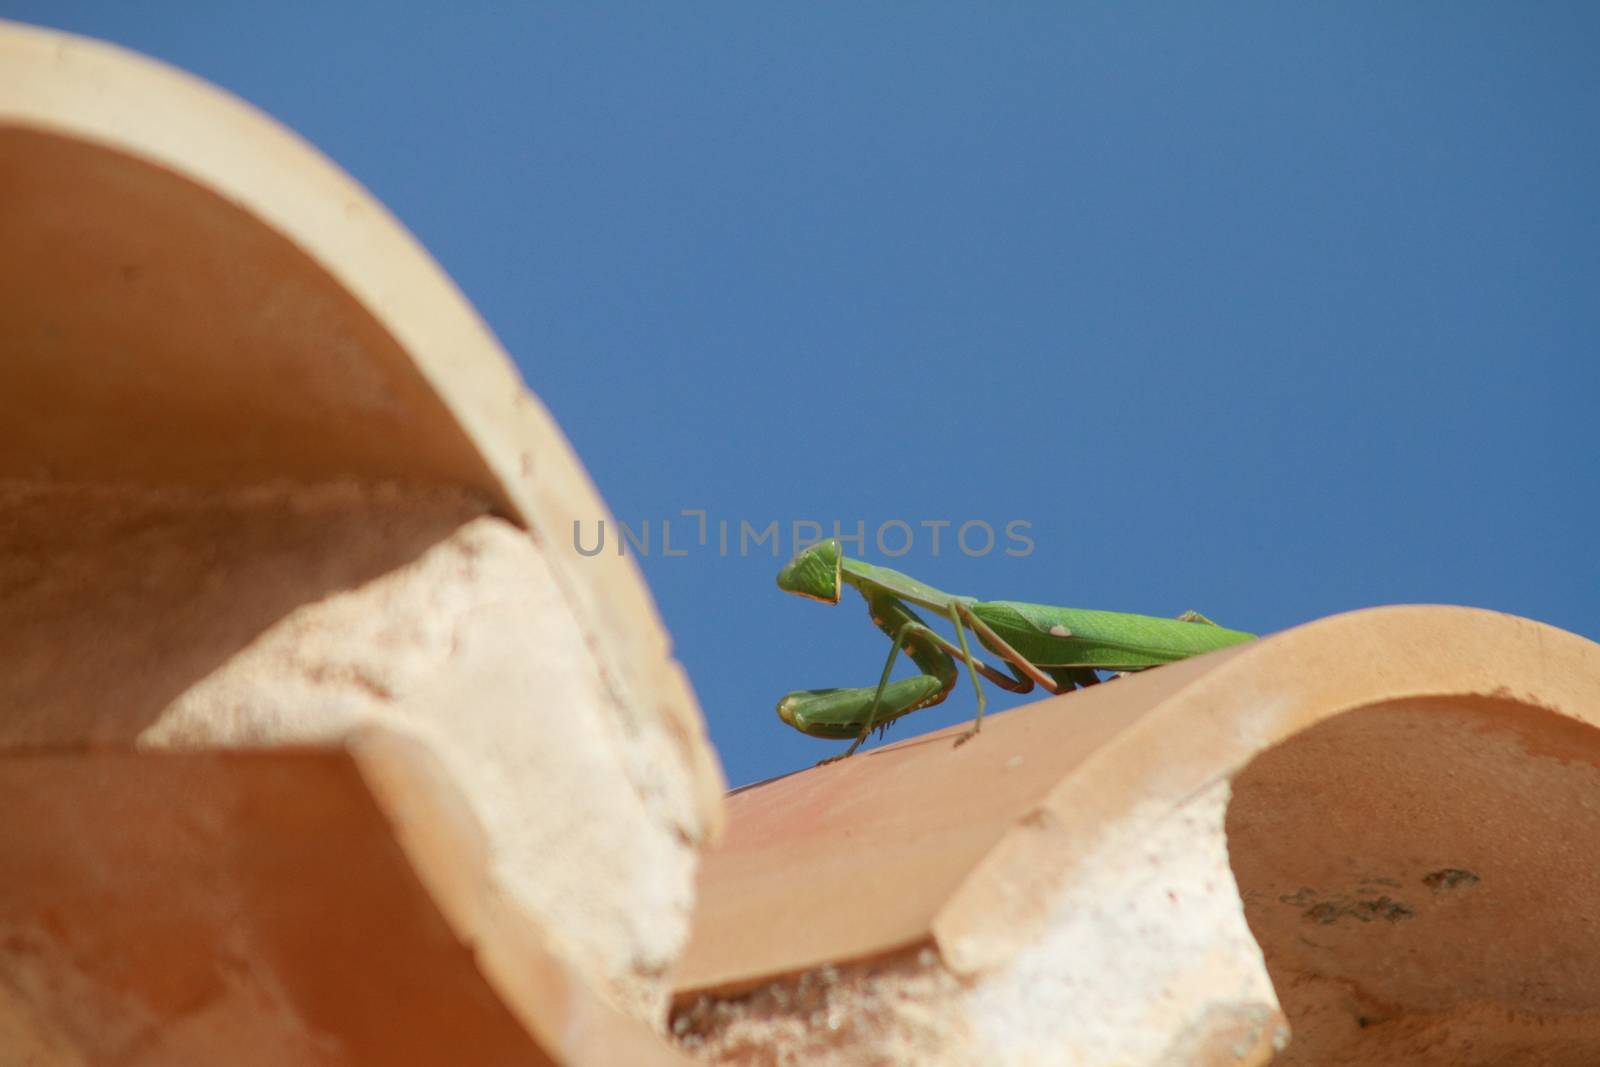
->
[{"left": 775, "top": 539, "right": 1256, "bottom": 760}]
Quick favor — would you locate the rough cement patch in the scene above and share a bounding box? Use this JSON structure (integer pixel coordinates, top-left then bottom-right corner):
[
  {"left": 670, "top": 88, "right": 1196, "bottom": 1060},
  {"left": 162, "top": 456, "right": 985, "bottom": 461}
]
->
[
  {"left": 963, "top": 779, "right": 1282, "bottom": 1065},
  {"left": 671, "top": 946, "right": 967, "bottom": 1066},
  {"left": 0, "top": 479, "right": 704, "bottom": 1022}
]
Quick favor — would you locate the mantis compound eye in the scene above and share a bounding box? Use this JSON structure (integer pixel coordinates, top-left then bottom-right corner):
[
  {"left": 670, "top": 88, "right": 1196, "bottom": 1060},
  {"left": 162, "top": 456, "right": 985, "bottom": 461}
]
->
[{"left": 776, "top": 538, "right": 842, "bottom": 604}]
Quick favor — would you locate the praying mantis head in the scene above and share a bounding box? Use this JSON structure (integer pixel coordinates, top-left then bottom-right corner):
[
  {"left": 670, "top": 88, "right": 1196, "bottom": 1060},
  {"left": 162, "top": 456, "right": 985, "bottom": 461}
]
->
[{"left": 777, "top": 538, "right": 843, "bottom": 604}]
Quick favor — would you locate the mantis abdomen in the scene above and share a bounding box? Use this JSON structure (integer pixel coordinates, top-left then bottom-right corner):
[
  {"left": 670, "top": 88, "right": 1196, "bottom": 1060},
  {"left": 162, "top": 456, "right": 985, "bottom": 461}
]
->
[{"left": 973, "top": 601, "right": 1255, "bottom": 670}]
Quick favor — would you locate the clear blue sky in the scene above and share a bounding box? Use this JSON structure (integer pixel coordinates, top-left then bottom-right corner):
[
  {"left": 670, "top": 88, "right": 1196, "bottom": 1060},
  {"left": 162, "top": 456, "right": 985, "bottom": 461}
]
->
[{"left": 17, "top": 4, "right": 1596, "bottom": 786}]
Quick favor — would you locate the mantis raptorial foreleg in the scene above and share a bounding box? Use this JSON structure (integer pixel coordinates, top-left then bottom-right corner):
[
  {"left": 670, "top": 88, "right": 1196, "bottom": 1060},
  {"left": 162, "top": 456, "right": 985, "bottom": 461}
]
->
[
  {"left": 824, "top": 619, "right": 938, "bottom": 763},
  {"left": 858, "top": 603, "right": 1032, "bottom": 695},
  {"left": 819, "top": 593, "right": 1039, "bottom": 761},
  {"left": 782, "top": 592, "right": 961, "bottom": 759}
]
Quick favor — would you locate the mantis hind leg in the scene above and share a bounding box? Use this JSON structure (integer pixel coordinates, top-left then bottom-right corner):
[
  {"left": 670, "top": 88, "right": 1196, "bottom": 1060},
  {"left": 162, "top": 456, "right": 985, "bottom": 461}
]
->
[
  {"left": 1049, "top": 667, "right": 1100, "bottom": 689},
  {"left": 941, "top": 600, "right": 1082, "bottom": 748},
  {"left": 953, "top": 602, "right": 1077, "bottom": 696},
  {"left": 947, "top": 602, "right": 1116, "bottom": 746}
]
